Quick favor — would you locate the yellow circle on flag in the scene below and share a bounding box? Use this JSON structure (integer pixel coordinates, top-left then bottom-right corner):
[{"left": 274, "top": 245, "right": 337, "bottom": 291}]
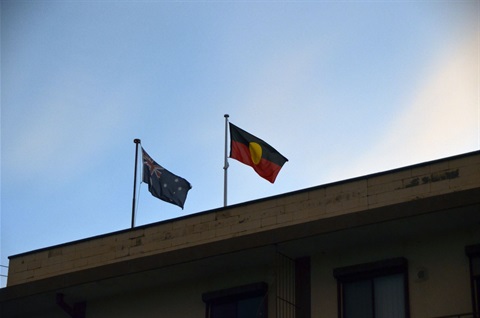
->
[{"left": 249, "top": 142, "right": 262, "bottom": 165}]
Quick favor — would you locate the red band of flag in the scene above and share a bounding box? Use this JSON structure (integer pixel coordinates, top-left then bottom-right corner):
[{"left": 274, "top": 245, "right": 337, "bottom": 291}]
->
[{"left": 229, "top": 123, "right": 288, "bottom": 183}]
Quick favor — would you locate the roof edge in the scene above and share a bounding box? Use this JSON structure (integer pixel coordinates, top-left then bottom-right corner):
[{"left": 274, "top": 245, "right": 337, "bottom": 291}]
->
[{"left": 9, "top": 150, "right": 480, "bottom": 260}]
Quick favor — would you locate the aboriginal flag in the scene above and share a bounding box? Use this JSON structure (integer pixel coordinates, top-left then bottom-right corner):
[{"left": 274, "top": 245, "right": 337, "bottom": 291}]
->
[
  {"left": 142, "top": 148, "right": 192, "bottom": 209},
  {"left": 229, "top": 123, "right": 288, "bottom": 183}
]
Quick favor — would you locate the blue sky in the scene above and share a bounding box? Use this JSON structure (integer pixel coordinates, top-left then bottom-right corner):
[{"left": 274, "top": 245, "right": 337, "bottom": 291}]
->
[{"left": 1, "top": 1, "right": 478, "bottom": 287}]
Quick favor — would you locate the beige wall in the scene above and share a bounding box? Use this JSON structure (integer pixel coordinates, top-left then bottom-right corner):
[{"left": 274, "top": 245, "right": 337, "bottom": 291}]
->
[
  {"left": 87, "top": 266, "right": 274, "bottom": 318},
  {"left": 25, "top": 227, "right": 478, "bottom": 318},
  {"left": 3, "top": 152, "right": 479, "bottom": 318},
  {"left": 8, "top": 153, "right": 479, "bottom": 286},
  {"left": 13, "top": 265, "right": 274, "bottom": 318},
  {"left": 312, "top": 227, "right": 479, "bottom": 318}
]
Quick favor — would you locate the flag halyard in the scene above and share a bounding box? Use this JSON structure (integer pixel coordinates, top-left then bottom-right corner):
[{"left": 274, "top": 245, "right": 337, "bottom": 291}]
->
[
  {"left": 142, "top": 148, "right": 192, "bottom": 209},
  {"left": 229, "top": 123, "right": 288, "bottom": 183}
]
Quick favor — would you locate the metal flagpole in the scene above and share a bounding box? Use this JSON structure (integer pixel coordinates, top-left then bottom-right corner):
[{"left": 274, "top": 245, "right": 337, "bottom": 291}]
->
[
  {"left": 131, "top": 138, "right": 141, "bottom": 228},
  {"left": 223, "top": 114, "right": 229, "bottom": 207}
]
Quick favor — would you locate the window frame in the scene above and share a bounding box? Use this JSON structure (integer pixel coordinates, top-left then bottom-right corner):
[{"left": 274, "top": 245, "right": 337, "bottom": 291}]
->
[
  {"left": 333, "top": 257, "right": 410, "bottom": 318},
  {"left": 202, "top": 282, "right": 268, "bottom": 318},
  {"left": 466, "top": 244, "right": 480, "bottom": 317}
]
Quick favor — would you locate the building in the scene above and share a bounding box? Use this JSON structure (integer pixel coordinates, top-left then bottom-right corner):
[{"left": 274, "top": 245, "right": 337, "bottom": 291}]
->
[{"left": 1, "top": 151, "right": 479, "bottom": 318}]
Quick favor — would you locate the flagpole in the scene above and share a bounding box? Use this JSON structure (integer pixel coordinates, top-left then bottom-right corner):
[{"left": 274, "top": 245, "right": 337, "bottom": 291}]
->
[
  {"left": 223, "top": 114, "right": 229, "bottom": 207},
  {"left": 131, "top": 138, "right": 141, "bottom": 228}
]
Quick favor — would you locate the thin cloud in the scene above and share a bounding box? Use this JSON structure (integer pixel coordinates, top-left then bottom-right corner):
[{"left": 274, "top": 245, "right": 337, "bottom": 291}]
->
[{"left": 336, "top": 33, "right": 479, "bottom": 180}]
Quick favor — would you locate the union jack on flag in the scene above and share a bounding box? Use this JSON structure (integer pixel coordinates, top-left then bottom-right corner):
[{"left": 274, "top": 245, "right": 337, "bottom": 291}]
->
[{"left": 141, "top": 148, "right": 192, "bottom": 209}]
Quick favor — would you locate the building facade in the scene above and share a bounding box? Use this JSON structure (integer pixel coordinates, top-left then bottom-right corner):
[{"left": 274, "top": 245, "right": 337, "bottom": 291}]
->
[{"left": 1, "top": 151, "right": 479, "bottom": 318}]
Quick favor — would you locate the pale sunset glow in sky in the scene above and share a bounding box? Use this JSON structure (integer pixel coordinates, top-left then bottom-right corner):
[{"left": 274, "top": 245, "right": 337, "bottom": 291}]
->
[{"left": 1, "top": 1, "right": 479, "bottom": 287}]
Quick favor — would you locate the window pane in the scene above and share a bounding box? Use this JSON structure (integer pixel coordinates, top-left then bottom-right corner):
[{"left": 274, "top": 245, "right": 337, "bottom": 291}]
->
[
  {"left": 374, "top": 274, "right": 405, "bottom": 318},
  {"left": 472, "top": 256, "right": 480, "bottom": 276},
  {"left": 210, "top": 302, "right": 236, "bottom": 318},
  {"left": 210, "top": 296, "right": 266, "bottom": 318},
  {"left": 238, "top": 296, "right": 266, "bottom": 318},
  {"left": 344, "top": 280, "right": 373, "bottom": 318},
  {"left": 475, "top": 277, "right": 480, "bottom": 315}
]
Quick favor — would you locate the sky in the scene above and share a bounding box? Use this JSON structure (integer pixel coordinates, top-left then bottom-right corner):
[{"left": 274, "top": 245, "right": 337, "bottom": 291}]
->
[{"left": 1, "top": 0, "right": 479, "bottom": 287}]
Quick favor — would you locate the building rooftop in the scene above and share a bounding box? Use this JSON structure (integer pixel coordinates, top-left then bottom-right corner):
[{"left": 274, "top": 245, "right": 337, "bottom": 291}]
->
[{"left": 1, "top": 150, "right": 479, "bottom": 316}]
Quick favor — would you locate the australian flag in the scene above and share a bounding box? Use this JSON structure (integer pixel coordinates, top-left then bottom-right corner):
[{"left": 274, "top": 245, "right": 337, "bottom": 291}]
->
[{"left": 142, "top": 148, "right": 192, "bottom": 209}]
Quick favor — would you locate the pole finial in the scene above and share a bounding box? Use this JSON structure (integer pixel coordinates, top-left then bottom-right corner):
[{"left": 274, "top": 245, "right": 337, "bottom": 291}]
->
[
  {"left": 134, "top": 139, "right": 141, "bottom": 144},
  {"left": 224, "top": 114, "right": 229, "bottom": 118}
]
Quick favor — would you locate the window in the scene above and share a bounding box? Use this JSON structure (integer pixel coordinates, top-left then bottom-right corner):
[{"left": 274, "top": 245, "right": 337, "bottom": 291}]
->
[
  {"left": 203, "top": 282, "right": 268, "bottom": 318},
  {"left": 466, "top": 245, "right": 480, "bottom": 316},
  {"left": 334, "top": 258, "right": 409, "bottom": 318}
]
